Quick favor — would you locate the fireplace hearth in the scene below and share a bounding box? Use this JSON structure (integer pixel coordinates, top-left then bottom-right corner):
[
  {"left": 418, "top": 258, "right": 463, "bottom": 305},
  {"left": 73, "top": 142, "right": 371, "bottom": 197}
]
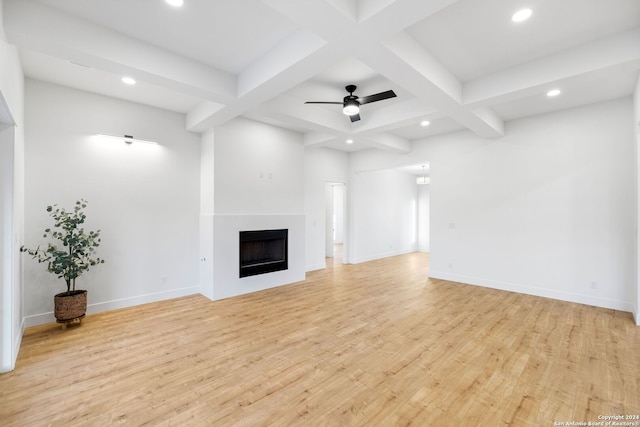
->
[{"left": 239, "top": 229, "right": 288, "bottom": 278}]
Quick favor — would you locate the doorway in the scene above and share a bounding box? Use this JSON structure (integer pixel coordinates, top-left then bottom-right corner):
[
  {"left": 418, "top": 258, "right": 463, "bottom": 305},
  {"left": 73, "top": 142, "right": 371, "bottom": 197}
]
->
[{"left": 325, "top": 182, "right": 346, "bottom": 263}]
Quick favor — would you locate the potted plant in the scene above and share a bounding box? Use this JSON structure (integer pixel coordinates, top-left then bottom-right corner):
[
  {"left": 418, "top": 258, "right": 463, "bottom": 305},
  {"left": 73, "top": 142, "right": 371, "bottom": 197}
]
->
[{"left": 21, "top": 199, "right": 104, "bottom": 325}]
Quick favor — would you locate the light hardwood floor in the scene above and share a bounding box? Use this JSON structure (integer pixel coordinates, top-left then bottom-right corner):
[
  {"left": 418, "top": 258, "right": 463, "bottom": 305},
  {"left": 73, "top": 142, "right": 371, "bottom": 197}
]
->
[{"left": 1, "top": 252, "right": 639, "bottom": 426}]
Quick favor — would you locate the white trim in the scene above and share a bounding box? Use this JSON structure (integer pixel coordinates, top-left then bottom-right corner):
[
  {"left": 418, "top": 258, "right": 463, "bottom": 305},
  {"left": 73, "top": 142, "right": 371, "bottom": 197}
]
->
[
  {"left": 305, "top": 262, "right": 326, "bottom": 272},
  {"left": 429, "top": 270, "right": 635, "bottom": 314},
  {"left": 350, "top": 248, "right": 416, "bottom": 265},
  {"left": 0, "top": 319, "right": 21, "bottom": 374},
  {"left": 0, "top": 92, "right": 16, "bottom": 126},
  {"left": 23, "top": 286, "right": 200, "bottom": 328}
]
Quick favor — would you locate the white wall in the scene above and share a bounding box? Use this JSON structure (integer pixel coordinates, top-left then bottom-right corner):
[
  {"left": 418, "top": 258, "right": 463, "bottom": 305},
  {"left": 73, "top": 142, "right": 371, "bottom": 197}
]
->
[
  {"left": 199, "top": 129, "right": 214, "bottom": 300},
  {"left": 417, "top": 98, "right": 636, "bottom": 313},
  {"left": 349, "top": 150, "right": 419, "bottom": 263},
  {"left": 23, "top": 80, "right": 201, "bottom": 325},
  {"left": 214, "top": 117, "right": 304, "bottom": 215},
  {"left": 634, "top": 76, "right": 640, "bottom": 325},
  {"left": 0, "top": 2, "right": 25, "bottom": 371},
  {"left": 204, "top": 117, "right": 306, "bottom": 299},
  {"left": 303, "top": 147, "right": 348, "bottom": 271}
]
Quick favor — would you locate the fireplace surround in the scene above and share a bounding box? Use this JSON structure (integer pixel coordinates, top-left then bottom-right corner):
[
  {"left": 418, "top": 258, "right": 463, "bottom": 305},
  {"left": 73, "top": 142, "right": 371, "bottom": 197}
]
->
[{"left": 239, "top": 229, "right": 288, "bottom": 278}]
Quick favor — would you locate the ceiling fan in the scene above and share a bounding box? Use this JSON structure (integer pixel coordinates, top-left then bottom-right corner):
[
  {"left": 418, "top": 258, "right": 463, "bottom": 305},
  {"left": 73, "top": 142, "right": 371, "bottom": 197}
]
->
[{"left": 304, "top": 84, "right": 397, "bottom": 122}]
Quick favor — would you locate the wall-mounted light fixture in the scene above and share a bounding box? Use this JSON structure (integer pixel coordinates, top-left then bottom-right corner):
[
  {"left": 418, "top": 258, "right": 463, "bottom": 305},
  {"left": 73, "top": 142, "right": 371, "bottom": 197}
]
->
[{"left": 95, "top": 134, "right": 159, "bottom": 145}]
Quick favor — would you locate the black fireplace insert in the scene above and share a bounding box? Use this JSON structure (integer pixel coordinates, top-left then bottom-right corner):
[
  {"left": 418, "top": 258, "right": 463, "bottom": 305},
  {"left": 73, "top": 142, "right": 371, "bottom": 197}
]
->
[{"left": 239, "top": 229, "right": 288, "bottom": 278}]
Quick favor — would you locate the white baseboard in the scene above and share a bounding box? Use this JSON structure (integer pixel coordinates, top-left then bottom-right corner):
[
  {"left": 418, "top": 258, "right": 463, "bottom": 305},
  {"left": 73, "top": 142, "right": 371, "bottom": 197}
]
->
[
  {"left": 306, "top": 262, "right": 326, "bottom": 272},
  {"left": 429, "top": 270, "right": 634, "bottom": 315},
  {"left": 351, "top": 248, "right": 415, "bottom": 265},
  {"left": 23, "top": 286, "right": 200, "bottom": 328},
  {"left": 14, "top": 317, "right": 24, "bottom": 360},
  {"left": 1, "top": 318, "right": 25, "bottom": 373},
  {"left": 634, "top": 309, "right": 640, "bottom": 326}
]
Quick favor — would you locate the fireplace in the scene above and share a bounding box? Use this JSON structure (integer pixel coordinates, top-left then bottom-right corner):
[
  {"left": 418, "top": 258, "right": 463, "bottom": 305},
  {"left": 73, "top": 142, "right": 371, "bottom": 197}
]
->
[{"left": 239, "top": 229, "right": 288, "bottom": 278}]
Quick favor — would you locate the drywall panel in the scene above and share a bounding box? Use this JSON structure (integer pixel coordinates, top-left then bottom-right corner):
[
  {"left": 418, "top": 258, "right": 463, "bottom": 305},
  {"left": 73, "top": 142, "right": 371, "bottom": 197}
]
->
[
  {"left": 419, "top": 98, "right": 636, "bottom": 312},
  {"left": 348, "top": 152, "right": 419, "bottom": 263},
  {"left": 214, "top": 117, "right": 304, "bottom": 215},
  {"left": 23, "top": 80, "right": 200, "bottom": 325}
]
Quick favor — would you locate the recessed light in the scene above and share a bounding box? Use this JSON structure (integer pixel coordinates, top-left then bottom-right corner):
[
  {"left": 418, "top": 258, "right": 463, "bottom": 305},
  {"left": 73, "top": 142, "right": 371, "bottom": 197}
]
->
[
  {"left": 512, "top": 8, "right": 532, "bottom": 22},
  {"left": 346, "top": 139, "right": 354, "bottom": 144},
  {"left": 420, "top": 120, "right": 430, "bottom": 127},
  {"left": 547, "top": 89, "right": 561, "bottom": 97},
  {"left": 165, "top": 0, "right": 184, "bottom": 7},
  {"left": 121, "top": 76, "right": 136, "bottom": 85}
]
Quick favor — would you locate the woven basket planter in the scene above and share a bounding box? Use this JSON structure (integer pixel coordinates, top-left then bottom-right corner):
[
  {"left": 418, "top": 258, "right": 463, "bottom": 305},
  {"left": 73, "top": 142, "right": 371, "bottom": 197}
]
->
[{"left": 54, "top": 290, "right": 87, "bottom": 323}]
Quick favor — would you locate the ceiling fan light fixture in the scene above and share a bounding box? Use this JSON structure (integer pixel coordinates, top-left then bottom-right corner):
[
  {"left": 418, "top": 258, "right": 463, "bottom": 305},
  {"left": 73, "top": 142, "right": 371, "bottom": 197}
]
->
[
  {"left": 306, "top": 85, "right": 395, "bottom": 122},
  {"left": 343, "top": 99, "right": 360, "bottom": 116}
]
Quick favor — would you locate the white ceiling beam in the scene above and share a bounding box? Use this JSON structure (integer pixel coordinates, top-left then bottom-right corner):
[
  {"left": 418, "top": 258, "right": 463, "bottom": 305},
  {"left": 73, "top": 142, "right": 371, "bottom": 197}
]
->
[
  {"left": 249, "top": 0, "right": 477, "bottom": 150},
  {"left": 361, "top": 132, "right": 411, "bottom": 153},
  {"left": 357, "top": 0, "right": 458, "bottom": 34},
  {"left": 325, "top": 0, "right": 358, "bottom": 22},
  {"left": 356, "top": 0, "right": 394, "bottom": 23},
  {"left": 192, "top": 0, "right": 500, "bottom": 142},
  {"left": 360, "top": 32, "right": 504, "bottom": 138},
  {"left": 303, "top": 132, "right": 337, "bottom": 149},
  {"left": 304, "top": 131, "right": 336, "bottom": 145},
  {"left": 238, "top": 29, "right": 328, "bottom": 98},
  {"left": 186, "top": 0, "right": 362, "bottom": 131},
  {"left": 186, "top": 101, "right": 226, "bottom": 133},
  {"left": 353, "top": 98, "right": 437, "bottom": 135},
  {"left": 463, "top": 28, "right": 640, "bottom": 107},
  {"left": 253, "top": 94, "right": 351, "bottom": 134},
  {"left": 0, "top": 92, "right": 16, "bottom": 126},
  {"left": 381, "top": 32, "right": 461, "bottom": 102},
  {"left": 4, "top": 0, "right": 236, "bottom": 104},
  {"left": 187, "top": 34, "right": 343, "bottom": 130},
  {"left": 253, "top": 95, "right": 412, "bottom": 153},
  {"left": 262, "top": 0, "right": 359, "bottom": 41},
  {"left": 194, "top": 0, "right": 424, "bottom": 148},
  {"left": 261, "top": 0, "right": 502, "bottom": 139}
]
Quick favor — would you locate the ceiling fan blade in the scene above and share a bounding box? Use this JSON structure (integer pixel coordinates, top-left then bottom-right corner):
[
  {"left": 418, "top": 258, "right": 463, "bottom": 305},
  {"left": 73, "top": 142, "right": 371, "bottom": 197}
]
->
[
  {"left": 349, "top": 113, "right": 361, "bottom": 123},
  {"left": 304, "top": 101, "right": 343, "bottom": 104},
  {"left": 358, "top": 90, "right": 397, "bottom": 105}
]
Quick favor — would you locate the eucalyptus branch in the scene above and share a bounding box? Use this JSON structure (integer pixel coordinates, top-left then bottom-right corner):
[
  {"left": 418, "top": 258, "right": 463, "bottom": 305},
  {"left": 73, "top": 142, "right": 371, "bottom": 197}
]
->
[{"left": 20, "top": 199, "right": 105, "bottom": 294}]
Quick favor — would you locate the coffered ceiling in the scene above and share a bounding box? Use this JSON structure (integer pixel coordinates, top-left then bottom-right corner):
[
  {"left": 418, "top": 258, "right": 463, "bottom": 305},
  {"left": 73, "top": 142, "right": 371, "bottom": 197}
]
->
[{"left": 4, "top": 0, "right": 640, "bottom": 153}]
